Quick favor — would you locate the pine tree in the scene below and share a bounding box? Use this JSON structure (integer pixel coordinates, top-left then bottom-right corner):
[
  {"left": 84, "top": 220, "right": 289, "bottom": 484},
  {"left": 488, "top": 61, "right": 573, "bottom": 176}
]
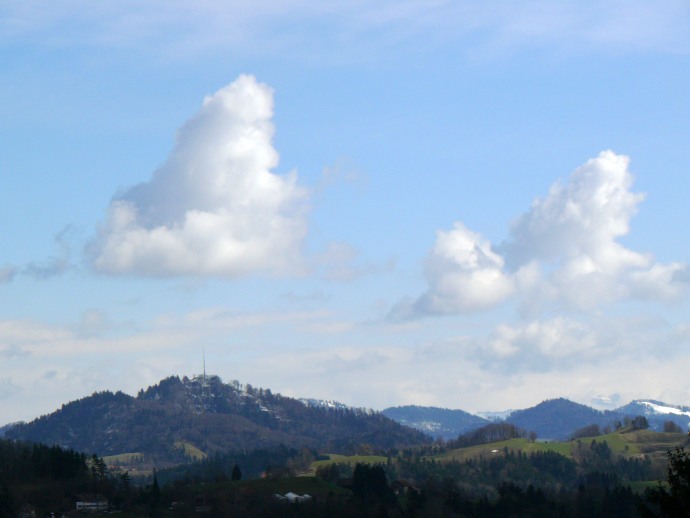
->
[{"left": 642, "top": 446, "right": 690, "bottom": 517}]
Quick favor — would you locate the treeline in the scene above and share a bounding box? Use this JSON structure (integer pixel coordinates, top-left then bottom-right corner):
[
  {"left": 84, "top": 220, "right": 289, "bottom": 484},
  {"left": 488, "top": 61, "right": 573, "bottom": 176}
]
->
[
  {"left": 156, "top": 444, "right": 320, "bottom": 485},
  {"left": 0, "top": 439, "right": 122, "bottom": 516},
  {"left": 151, "top": 451, "right": 656, "bottom": 517},
  {"left": 446, "top": 423, "right": 528, "bottom": 449},
  {"left": 0, "top": 440, "right": 88, "bottom": 483},
  {"left": 0, "top": 437, "right": 193, "bottom": 516},
  {"left": 0, "top": 434, "right": 680, "bottom": 517},
  {"left": 309, "top": 449, "right": 655, "bottom": 517},
  {"left": 317, "top": 440, "right": 654, "bottom": 500}
]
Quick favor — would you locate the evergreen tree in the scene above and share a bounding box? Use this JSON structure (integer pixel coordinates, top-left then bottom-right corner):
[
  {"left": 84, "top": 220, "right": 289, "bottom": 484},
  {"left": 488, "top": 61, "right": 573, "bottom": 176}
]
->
[
  {"left": 0, "top": 483, "right": 14, "bottom": 517},
  {"left": 149, "top": 472, "right": 161, "bottom": 517},
  {"left": 642, "top": 446, "right": 690, "bottom": 517}
]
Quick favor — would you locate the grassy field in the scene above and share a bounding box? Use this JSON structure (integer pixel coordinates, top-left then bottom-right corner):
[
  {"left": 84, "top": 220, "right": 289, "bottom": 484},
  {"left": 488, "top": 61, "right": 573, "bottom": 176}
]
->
[
  {"left": 174, "top": 440, "right": 207, "bottom": 460},
  {"left": 435, "top": 438, "right": 572, "bottom": 462},
  {"left": 102, "top": 440, "right": 206, "bottom": 473},
  {"left": 435, "top": 429, "right": 689, "bottom": 464},
  {"left": 305, "top": 430, "right": 689, "bottom": 477},
  {"left": 103, "top": 452, "right": 146, "bottom": 464}
]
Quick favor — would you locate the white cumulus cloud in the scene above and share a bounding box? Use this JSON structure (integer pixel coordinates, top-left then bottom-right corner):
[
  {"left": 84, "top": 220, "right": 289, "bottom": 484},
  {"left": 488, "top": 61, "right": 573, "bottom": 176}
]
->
[
  {"left": 90, "top": 75, "right": 308, "bottom": 277},
  {"left": 405, "top": 151, "right": 688, "bottom": 317},
  {"left": 413, "top": 223, "right": 514, "bottom": 314}
]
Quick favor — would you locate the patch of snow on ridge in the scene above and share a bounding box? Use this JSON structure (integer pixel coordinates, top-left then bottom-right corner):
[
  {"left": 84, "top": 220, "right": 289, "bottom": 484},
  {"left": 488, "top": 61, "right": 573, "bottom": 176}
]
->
[
  {"left": 477, "top": 410, "right": 513, "bottom": 421},
  {"left": 299, "top": 398, "right": 350, "bottom": 410},
  {"left": 414, "top": 421, "right": 442, "bottom": 432},
  {"left": 299, "top": 398, "right": 374, "bottom": 414},
  {"left": 639, "top": 401, "right": 690, "bottom": 418}
]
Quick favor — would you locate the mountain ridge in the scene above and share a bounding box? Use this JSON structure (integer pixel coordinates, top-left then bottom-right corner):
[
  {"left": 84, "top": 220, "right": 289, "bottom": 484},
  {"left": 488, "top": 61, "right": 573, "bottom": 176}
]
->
[
  {"left": 383, "top": 397, "right": 690, "bottom": 440},
  {"left": 5, "top": 375, "right": 690, "bottom": 451},
  {"left": 5, "top": 374, "right": 430, "bottom": 466}
]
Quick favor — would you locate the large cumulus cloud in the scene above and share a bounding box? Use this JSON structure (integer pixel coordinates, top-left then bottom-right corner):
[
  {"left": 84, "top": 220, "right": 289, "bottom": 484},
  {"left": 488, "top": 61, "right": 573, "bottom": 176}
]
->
[
  {"left": 91, "top": 75, "right": 308, "bottom": 277},
  {"left": 407, "top": 150, "right": 687, "bottom": 316}
]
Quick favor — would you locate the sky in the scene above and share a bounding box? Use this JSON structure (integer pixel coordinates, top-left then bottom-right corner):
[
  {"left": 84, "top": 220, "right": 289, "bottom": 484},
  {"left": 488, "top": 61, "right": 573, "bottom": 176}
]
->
[{"left": 1, "top": 1, "right": 689, "bottom": 423}]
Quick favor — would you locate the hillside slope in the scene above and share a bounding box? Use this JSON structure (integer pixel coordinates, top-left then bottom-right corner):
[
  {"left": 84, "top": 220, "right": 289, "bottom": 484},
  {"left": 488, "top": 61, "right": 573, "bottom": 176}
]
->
[
  {"left": 6, "top": 375, "right": 429, "bottom": 463},
  {"left": 382, "top": 405, "right": 489, "bottom": 439}
]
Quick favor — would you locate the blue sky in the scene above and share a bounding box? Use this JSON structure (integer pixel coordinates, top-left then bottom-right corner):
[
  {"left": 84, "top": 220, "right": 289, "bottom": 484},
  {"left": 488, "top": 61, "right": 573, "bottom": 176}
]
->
[{"left": 1, "top": 1, "right": 689, "bottom": 422}]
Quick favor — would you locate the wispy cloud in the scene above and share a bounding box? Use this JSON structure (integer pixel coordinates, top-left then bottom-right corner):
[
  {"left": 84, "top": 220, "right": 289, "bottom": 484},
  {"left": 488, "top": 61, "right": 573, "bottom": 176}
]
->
[
  {"left": 315, "top": 242, "right": 395, "bottom": 282},
  {"left": 89, "top": 75, "right": 309, "bottom": 277},
  {"left": 244, "top": 313, "right": 690, "bottom": 412},
  {"left": 0, "top": 306, "right": 359, "bottom": 418},
  {"left": 1, "top": 304, "right": 688, "bottom": 419},
  {"left": 1, "top": 1, "right": 687, "bottom": 61},
  {"left": 0, "top": 227, "right": 79, "bottom": 284},
  {"left": 22, "top": 226, "right": 77, "bottom": 279}
]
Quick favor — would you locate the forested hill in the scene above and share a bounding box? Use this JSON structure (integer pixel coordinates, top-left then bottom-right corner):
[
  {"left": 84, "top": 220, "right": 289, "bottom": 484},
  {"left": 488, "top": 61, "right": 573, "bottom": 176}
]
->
[
  {"left": 6, "top": 375, "right": 429, "bottom": 462},
  {"left": 505, "top": 398, "right": 619, "bottom": 440},
  {"left": 382, "top": 405, "right": 489, "bottom": 439}
]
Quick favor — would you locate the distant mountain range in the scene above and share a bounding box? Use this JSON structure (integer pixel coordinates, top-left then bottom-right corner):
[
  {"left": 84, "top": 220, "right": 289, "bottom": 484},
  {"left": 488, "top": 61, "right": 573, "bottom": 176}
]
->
[
  {"left": 5, "top": 374, "right": 690, "bottom": 464},
  {"left": 383, "top": 398, "right": 690, "bottom": 440},
  {"left": 5, "top": 375, "right": 429, "bottom": 465}
]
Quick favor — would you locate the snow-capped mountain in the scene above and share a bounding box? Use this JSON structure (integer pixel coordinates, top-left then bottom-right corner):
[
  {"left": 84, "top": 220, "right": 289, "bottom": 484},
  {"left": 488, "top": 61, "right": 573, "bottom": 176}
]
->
[
  {"left": 627, "top": 400, "right": 690, "bottom": 417},
  {"left": 384, "top": 397, "right": 690, "bottom": 441},
  {"left": 615, "top": 400, "right": 690, "bottom": 430}
]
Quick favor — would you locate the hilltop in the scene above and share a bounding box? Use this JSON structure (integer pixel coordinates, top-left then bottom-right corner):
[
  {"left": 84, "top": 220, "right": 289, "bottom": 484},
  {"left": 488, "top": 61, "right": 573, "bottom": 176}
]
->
[{"left": 5, "top": 375, "right": 429, "bottom": 467}]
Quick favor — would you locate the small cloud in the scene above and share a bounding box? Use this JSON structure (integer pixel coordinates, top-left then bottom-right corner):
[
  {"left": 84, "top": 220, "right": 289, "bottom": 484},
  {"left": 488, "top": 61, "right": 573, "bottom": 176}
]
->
[
  {"left": 90, "top": 75, "right": 309, "bottom": 278},
  {"left": 0, "top": 266, "right": 17, "bottom": 284},
  {"left": 22, "top": 225, "right": 79, "bottom": 280},
  {"left": 317, "top": 242, "right": 394, "bottom": 282},
  {"left": 0, "top": 378, "right": 20, "bottom": 401},
  {"left": 413, "top": 223, "right": 514, "bottom": 314},
  {"left": 673, "top": 266, "right": 690, "bottom": 282},
  {"left": 0, "top": 345, "right": 29, "bottom": 359},
  {"left": 281, "top": 291, "right": 332, "bottom": 304},
  {"left": 23, "top": 258, "right": 70, "bottom": 279},
  {"left": 318, "top": 158, "right": 369, "bottom": 192},
  {"left": 41, "top": 370, "right": 59, "bottom": 381},
  {"left": 590, "top": 393, "right": 621, "bottom": 409},
  {"left": 300, "top": 320, "right": 355, "bottom": 335},
  {"left": 75, "top": 310, "right": 110, "bottom": 338}
]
